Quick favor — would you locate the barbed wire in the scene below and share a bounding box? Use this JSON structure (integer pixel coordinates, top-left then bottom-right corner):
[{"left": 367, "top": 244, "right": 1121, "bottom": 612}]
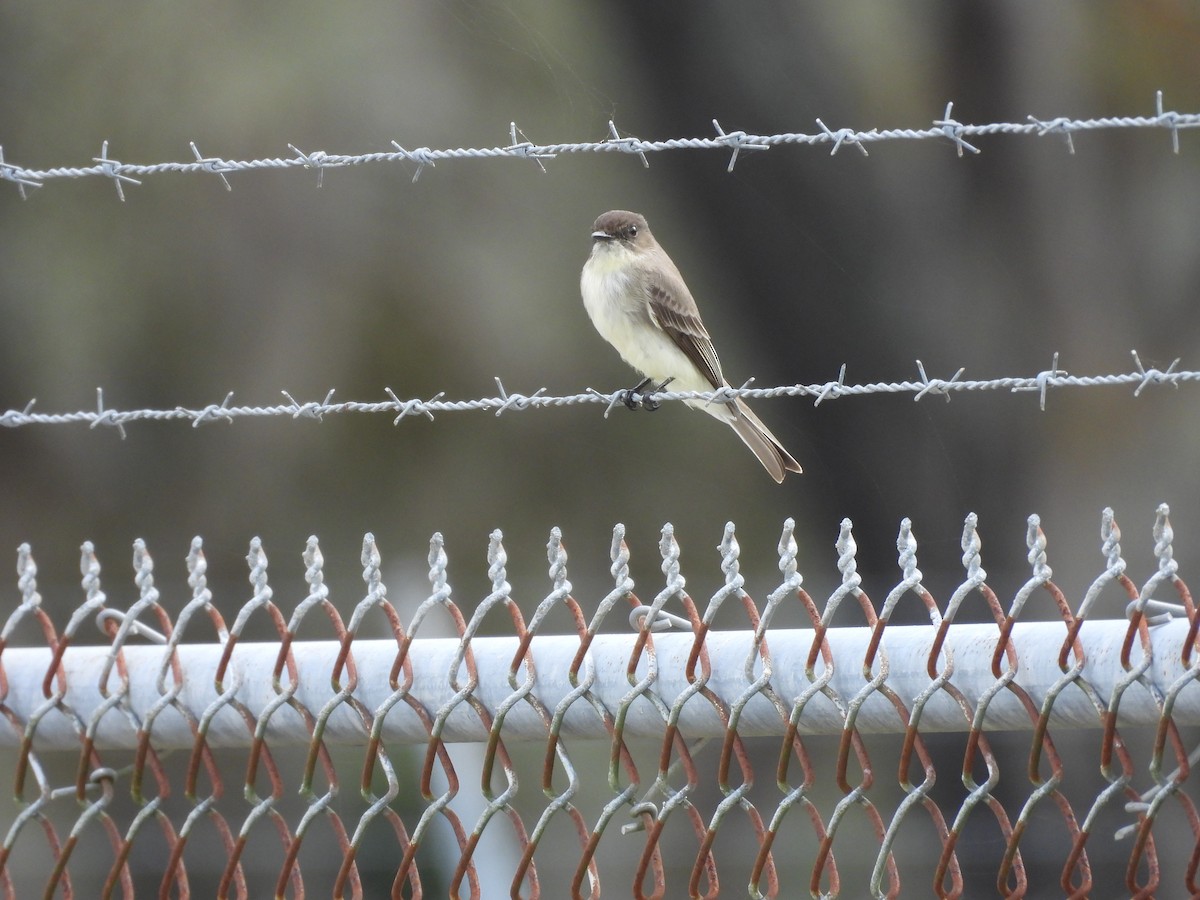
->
[
  {"left": 0, "top": 350, "right": 1187, "bottom": 436},
  {"left": 1, "top": 92, "right": 1195, "bottom": 199}
]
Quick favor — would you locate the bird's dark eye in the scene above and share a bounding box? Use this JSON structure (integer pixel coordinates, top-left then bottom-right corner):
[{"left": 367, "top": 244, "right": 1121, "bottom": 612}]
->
[{"left": 626, "top": 225, "right": 638, "bottom": 238}]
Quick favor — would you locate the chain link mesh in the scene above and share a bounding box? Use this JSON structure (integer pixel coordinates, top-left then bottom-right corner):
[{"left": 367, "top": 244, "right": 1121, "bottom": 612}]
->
[{"left": 1, "top": 506, "right": 1198, "bottom": 897}]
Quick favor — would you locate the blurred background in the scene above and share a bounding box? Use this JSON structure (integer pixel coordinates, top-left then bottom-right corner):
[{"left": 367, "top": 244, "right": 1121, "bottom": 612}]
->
[{"left": 2, "top": 1, "right": 1199, "bottom": 895}]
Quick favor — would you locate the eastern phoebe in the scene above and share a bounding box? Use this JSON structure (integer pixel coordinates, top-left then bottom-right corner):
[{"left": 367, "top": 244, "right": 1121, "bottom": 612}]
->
[{"left": 580, "top": 209, "right": 802, "bottom": 482}]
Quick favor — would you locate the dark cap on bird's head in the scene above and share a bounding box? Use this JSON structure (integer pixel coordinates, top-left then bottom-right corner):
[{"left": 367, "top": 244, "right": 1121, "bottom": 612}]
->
[{"left": 591, "top": 210, "right": 651, "bottom": 246}]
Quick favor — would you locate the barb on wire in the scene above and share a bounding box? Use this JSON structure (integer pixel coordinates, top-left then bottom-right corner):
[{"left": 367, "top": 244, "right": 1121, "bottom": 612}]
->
[
  {"left": 89, "top": 387, "right": 126, "bottom": 439},
  {"left": 190, "top": 391, "right": 235, "bottom": 427},
  {"left": 93, "top": 140, "right": 141, "bottom": 201},
  {"left": 1016, "top": 351, "right": 1068, "bottom": 411},
  {"left": 1028, "top": 115, "right": 1077, "bottom": 154},
  {"left": 390, "top": 140, "right": 435, "bottom": 183},
  {"left": 280, "top": 388, "right": 336, "bottom": 421},
  {"left": 1, "top": 93, "right": 1196, "bottom": 196},
  {"left": 607, "top": 120, "right": 649, "bottom": 168},
  {"left": 507, "top": 122, "right": 554, "bottom": 173},
  {"left": 913, "top": 359, "right": 965, "bottom": 402},
  {"left": 711, "top": 119, "right": 770, "bottom": 172},
  {"left": 814, "top": 118, "right": 869, "bottom": 157},
  {"left": 188, "top": 141, "right": 233, "bottom": 191},
  {"left": 1156, "top": 89, "right": 1183, "bottom": 154},
  {"left": 287, "top": 144, "right": 332, "bottom": 187},
  {"left": 1131, "top": 348, "right": 1181, "bottom": 396},
  {"left": 933, "top": 102, "right": 981, "bottom": 156},
  {"left": 1, "top": 351, "right": 1197, "bottom": 433},
  {"left": 0, "top": 146, "right": 42, "bottom": 200}
]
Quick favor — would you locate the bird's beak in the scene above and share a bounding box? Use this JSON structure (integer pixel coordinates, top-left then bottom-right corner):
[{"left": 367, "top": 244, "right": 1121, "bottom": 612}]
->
[{"left": 591, "top": 231, "right": 613, "bottom": 241}]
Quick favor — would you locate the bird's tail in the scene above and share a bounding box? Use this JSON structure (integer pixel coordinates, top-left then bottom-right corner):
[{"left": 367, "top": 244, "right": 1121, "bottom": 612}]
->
[{"left": 727, "top": 398, "right": 803, "bottom": 483}]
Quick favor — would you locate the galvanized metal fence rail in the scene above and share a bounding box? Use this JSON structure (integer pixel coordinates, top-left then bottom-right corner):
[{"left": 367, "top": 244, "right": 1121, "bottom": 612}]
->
[{"left": 1, "top": 506, "right": 1198, "bottom": 898}]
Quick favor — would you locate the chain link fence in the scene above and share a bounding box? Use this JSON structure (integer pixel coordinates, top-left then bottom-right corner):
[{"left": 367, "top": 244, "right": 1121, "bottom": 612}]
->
[{"left": 1, "top": 505, "right": 1197, "bottom": 897}]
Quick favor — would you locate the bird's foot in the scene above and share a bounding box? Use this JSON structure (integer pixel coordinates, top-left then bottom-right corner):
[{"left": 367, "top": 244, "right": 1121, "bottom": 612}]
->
[
  {"left": 622, "top": 377, "right": 675, "bottom": 411},
  {"left": 621, "top": 377, "right": 652, "bottom": 410},
  {"left": 641, "top": 377, "right": 675, "bottom": 411}
]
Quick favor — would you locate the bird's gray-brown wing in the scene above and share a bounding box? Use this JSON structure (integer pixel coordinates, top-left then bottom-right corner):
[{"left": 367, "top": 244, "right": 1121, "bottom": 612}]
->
[{"left": 643, "top": 269, "right": 726, "bottom": 390}]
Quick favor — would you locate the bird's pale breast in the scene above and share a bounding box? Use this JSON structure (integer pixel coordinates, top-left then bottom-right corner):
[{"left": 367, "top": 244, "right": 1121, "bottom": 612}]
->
[{"left": 580, "top": 255, "right": 707, "bottom": 390}]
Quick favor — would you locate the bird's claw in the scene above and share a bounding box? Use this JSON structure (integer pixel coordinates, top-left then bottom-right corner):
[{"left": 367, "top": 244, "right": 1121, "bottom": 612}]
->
[{"left": 621, "top": 377, "right": 673, "bottom": 412}]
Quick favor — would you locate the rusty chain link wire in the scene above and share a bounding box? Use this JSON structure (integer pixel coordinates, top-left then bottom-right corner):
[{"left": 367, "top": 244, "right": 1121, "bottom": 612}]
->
[{"left": 1, "top": 505, "right": 1198, "bottom": 898}]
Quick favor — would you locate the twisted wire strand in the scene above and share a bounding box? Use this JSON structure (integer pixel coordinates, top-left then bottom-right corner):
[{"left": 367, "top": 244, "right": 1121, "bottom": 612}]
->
[
  {"left": 1, "top": 92, "right": 1196, "bottom": 197},
  {"left": 0, "top": 351, "right": 1190, "bottom": 434}
]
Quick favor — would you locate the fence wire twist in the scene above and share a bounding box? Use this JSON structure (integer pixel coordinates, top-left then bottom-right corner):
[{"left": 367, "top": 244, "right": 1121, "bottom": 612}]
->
[
  {"left": 0, "top": 350, "right": 1190, "bottom": 437},
  {"left": 1, "top": 92, "right": 1195, "bottom": 199},
  {"left": 1, "top": 505, "right": 1198, "bottom": 898}
]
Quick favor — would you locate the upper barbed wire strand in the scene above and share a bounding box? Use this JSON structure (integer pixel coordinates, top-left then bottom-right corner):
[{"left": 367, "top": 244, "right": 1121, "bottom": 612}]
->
[{"left": 1, "top": 92, "right": 1196, "bottom": 197}]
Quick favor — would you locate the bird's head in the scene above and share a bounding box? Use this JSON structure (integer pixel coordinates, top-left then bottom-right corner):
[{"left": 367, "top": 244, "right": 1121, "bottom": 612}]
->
[{"left": 590, "top": 210, "right": 652, "bottom": 255}]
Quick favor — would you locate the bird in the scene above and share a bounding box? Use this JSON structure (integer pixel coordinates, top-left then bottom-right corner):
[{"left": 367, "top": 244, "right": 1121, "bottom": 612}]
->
[{"left": 579, "top": 209, "right": 802, "bottom": 482}]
